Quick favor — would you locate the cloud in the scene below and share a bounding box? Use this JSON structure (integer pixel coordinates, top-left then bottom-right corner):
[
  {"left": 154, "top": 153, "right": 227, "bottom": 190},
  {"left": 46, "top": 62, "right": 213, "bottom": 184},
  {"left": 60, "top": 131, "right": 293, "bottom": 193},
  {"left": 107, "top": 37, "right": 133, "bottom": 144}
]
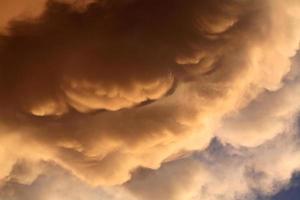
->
[
  {"left": 0, "top": 0, "right": 46, "bottom": 31},
  {"left": 0, "top": 161, "right": 135, "bottom": 200},
  {"left": 217, "top": 51, "right": 300, "bottom": 147},
  {"left": 127, "top": 134, "right": 300, "bottom": 200},
  {"left": 0, "top": 0, "right": 300, "bottom": 199},
  {"left": 126, "top": 51, "right": 300, "bottom": 199}
]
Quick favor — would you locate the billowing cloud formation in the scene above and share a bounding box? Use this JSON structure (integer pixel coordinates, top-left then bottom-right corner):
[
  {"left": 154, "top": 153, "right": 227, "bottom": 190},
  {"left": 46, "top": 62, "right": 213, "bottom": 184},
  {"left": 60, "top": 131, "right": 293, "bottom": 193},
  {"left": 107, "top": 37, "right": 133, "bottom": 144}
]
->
[
  {"left": 0, "top": 161, "right": 136, "bottom": 200},
  {"left": 127, "top": 134, "right": 300, "bottom": 200},
  {"left": 0, "top": 0, "right": 300, "bottom": 199},
  {"left": 127, "top": 53, "right": 300, "bottom": 200}
]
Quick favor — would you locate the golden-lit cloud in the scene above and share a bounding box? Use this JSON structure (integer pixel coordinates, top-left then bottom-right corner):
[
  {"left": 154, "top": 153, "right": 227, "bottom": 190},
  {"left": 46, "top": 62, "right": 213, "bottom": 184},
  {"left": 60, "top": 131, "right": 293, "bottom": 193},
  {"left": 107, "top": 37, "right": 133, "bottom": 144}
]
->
[{"left": 0, "top": 0, "right": 300, "bottom": 199}]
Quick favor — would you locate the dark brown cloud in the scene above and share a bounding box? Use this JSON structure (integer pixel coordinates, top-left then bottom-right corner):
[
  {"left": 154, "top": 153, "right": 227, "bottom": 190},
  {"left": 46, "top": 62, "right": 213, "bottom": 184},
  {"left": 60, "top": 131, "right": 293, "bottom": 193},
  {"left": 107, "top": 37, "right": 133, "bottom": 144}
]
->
[{"left": 0, "top": 0, "right": 247, "bottom": 116}]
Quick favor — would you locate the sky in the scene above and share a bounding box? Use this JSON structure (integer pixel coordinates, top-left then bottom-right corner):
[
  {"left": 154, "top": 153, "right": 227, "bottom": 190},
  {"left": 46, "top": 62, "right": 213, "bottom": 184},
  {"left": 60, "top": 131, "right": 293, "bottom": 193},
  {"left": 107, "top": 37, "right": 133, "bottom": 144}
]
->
[
  {"left": 0, "top": 0, "right": 300, "bottom": 200},
  {"left": 269, "top": 173, "right": 300, "bottom": 200}
]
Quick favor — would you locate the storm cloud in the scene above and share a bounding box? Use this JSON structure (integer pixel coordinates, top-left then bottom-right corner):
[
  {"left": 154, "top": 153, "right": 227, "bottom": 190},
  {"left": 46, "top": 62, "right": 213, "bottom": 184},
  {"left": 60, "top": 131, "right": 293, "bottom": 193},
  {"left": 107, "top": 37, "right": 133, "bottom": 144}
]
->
[{"left": 0, "top": 0, "right": 300, "bottom": 199}]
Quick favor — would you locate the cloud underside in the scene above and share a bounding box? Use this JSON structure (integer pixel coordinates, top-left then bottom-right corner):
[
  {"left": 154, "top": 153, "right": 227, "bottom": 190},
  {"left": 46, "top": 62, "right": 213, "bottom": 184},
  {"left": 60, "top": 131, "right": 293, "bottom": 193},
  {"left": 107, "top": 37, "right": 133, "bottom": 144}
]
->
[{"left": 0, "top": 0, "right": 300, "bottom": 200}]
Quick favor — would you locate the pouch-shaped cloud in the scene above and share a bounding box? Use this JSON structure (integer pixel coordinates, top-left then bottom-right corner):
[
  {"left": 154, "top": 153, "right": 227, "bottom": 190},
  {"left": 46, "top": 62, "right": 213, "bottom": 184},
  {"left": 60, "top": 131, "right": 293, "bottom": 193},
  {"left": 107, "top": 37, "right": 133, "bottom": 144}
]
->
[{"left": 0, "top": 0, "right": 300, "bottom": 199}]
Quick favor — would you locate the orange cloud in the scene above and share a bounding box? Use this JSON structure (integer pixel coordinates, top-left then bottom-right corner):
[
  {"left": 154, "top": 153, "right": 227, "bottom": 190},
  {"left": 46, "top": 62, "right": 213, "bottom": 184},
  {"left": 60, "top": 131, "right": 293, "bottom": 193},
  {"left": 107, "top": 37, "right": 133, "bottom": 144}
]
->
[{"left": 0, "top": 0, "right": 299, "bottom": 199}]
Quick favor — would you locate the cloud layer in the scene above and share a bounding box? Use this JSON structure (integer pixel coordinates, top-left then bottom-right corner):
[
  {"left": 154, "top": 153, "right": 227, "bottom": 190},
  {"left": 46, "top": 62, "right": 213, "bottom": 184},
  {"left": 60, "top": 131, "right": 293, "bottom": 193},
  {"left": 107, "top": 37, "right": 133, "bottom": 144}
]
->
[{"left": 0, "top": 0, "right": 300, "bottom": 199}]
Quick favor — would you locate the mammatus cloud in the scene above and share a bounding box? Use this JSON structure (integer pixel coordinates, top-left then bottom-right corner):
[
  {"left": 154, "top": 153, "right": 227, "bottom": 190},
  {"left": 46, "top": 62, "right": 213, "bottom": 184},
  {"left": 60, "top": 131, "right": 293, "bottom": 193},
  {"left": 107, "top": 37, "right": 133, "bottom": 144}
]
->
[
  {"left": 127, "top": 53, "right": 300, "bottom": 200},
  {"left": 0, "top": 0, "right": 300, "bottom": 200}
]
